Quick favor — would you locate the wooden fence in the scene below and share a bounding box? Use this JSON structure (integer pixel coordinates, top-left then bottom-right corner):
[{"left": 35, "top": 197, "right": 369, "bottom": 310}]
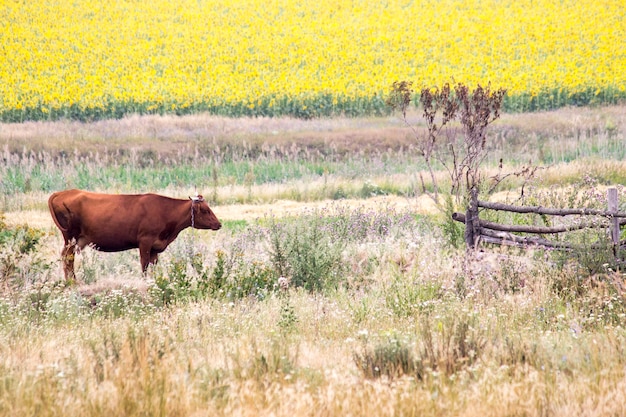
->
[{"left": 453, "top": 187, "right": 626, "bottom": 254}]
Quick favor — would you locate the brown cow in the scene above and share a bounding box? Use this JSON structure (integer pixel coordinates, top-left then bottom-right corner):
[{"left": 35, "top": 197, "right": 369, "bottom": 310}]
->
[{"left": 48, "top": 189, "right": 221, "bottom": 282}]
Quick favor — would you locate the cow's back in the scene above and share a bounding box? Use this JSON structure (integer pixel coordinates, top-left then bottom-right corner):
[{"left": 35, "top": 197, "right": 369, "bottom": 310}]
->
[{"left": 48, "top": 190, "right": 161, "bottom": 251}]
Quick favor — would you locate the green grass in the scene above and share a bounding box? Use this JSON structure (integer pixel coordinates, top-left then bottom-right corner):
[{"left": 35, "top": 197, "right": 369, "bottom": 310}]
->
[
  {"left": 221, "top": 219, "right": 249, "bottom": 232},
  {"left": 0, "top": 151, "right": 424, "bottom": 198}
]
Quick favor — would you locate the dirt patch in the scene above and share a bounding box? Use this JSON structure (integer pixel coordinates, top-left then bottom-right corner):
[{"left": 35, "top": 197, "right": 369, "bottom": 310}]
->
[
  {"left": 217, "top": 194, "right": 441, "bottom": 221},
  {"left": 4, "top": 194, "right": 441, "bottom": 232}
]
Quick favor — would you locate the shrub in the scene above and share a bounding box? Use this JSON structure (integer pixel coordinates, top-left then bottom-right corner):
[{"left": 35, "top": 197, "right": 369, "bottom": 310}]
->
[
  {"left": 440, "top": 194, "right": 465, "bottom": 249},
  {"left": 267, "top": 214, "right": 343, "bottom": 292},
  {"left": 0, "top": 215, "right": 50, "bottom": 289}
]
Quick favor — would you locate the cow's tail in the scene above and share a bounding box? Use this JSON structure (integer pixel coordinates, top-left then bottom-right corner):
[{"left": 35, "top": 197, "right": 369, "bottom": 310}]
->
[{"left": 48, "top": 192, "right": 72, "bottom": 233}]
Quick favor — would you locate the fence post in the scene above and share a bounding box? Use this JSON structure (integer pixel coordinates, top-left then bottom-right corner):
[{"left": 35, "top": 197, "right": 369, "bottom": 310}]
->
[
  {"left": 464, "top": 187, "right": 480, "bottom": 249},
  {"left": 608, "top": 188, "right": 619, "bottom": 254}
]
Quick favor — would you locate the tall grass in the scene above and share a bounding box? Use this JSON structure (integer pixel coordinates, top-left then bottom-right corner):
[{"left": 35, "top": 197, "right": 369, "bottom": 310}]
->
[
  {"left": 0, "top": 144, "right": 425, "bottom": 210},
  {"left": 2, "top": 106, "right": 626, "bottom": 211},
  {"left": 2, "top": 197, "right": 626, "bottom": 415},
  {"left": 1, "top": 107, "right": 626, "bottom": 415}
]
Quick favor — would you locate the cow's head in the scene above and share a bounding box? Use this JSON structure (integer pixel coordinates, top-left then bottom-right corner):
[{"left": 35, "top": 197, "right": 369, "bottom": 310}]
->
[{"left": 190, "top": 195, "right": 222, "bottom": 230}]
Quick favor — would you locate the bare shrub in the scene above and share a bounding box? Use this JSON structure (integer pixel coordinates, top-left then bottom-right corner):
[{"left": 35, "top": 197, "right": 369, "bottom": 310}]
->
[{"left": 387, "top": 81, "right": 507, "bottom": 203}]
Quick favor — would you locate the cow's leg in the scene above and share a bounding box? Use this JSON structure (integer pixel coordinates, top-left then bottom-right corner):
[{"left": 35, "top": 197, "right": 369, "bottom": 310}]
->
[
  {"left": 149, "top": 251, "right": 159, "bottom": 266},
  {"left": 139, "top": 244, "right": 151, "bottom": 272},
  {"left": 139, "top": 242, "right": 159, "bottom": 273},
  {"left": 61, "top": 239, "right": 77, "bottom": 284}
]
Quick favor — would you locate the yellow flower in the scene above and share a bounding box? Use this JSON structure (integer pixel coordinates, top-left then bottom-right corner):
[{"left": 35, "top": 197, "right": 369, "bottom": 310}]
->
[{"left": 0, "top": 0, "right": 623, "bottom": 118}]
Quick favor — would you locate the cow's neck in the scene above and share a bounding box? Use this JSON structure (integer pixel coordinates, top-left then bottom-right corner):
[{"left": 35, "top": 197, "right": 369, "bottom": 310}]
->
[
  {"left": 167, "top": 200, "right": 195, "bottom": 240},
  {"left": 178, "top": 200, "right": 195, "bottom": 230}
]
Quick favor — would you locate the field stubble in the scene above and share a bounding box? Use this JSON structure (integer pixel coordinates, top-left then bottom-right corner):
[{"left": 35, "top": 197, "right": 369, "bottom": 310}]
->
[{"left": 1, "top": 106, "right": 626, "bottom": 416}]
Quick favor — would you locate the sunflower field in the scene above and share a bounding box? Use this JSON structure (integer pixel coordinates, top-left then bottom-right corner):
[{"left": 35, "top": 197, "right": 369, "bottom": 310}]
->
[{"left": 1, "top": 0, "right": 625, "bottom": 121}]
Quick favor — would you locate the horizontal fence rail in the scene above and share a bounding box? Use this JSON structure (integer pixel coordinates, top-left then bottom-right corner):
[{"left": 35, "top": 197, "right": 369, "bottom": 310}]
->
[
  {"left": 452, "top": 212, "right": 626, "bottom": 234},
  {"left": 477, "top": 200, "right": 626, "bottom": 218},
  {"left": 453, "top": 187, "right": 625, "bottom": 254}
]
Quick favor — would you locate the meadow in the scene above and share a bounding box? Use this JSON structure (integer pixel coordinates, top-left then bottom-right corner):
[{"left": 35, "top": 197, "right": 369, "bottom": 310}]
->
[
  {"left": 2, "top": 0, "right": 626, "bottom": 413},
  {"left": 1, "top": 106, "right": 626, "bottom": 415},
  {"left": 1, "top": 0, "right": 625, "bottom": 121}
]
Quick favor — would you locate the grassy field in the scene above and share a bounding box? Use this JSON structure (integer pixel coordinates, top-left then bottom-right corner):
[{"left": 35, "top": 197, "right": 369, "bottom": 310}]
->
[{"left": 1, "top": 106, "right": 626, "bottom": 415}]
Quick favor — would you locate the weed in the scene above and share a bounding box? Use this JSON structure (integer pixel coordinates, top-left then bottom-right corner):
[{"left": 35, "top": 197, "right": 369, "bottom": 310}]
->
[
  {"left": 354, "top": 333, "right": 417, "bottom": 380},
  {"left": 0, "top": 217, "right": 49, "bottom": 289},
  {"left": 497, "top": 332, "right": 546, "bottom": 370},
  {"left": 440, "top": 194, "right": 465, "bottom": 249},
  {"left": 228, "top": 260, "right": 275, "bottom": 300},
  {"left": 493, "top": 257, "right": 525, "bottom": 294},
  {"left": 92, "top": 289, "right": 153, "bottom": 319},
  {"left": 417, "top": 311, "right": 486, "bottom": 377},
  {"left": 207, "top": 250, "right": 227, "bottom": 296},
  {"left": 348, "top": 295, "right": 376, "bottom": 324},
  {"left": 231, "top": 337, "right": 299, "bottom": 383},
  {"left": 267, "top": 213, "right": 343, "bottom": 292},
  {"left": 385, "top": 277, "right": 443, "bottom": 318},
  {"left": 278, "top": 296, "right": 298, "bottom": 335},
  {"left": 577, "top": 272, "right": 626, "bottom": 330},
  {"left": 150, "top": 271, "right": 176, "bottom": 307}
]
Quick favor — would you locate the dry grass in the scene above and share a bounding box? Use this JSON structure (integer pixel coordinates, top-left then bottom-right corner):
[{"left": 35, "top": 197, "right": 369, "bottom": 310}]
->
[
  {"left": 2, "top": 106, "right": 626, "bottom": 416},
  {"left": 0, "top": 112, "right": 413, "bottom": 156},
  {"left": 3, "top": 262, "right": 626, "bottom": 416},
  {"left": 2, "top": 105, "right": 624, "bottom": 157}
]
